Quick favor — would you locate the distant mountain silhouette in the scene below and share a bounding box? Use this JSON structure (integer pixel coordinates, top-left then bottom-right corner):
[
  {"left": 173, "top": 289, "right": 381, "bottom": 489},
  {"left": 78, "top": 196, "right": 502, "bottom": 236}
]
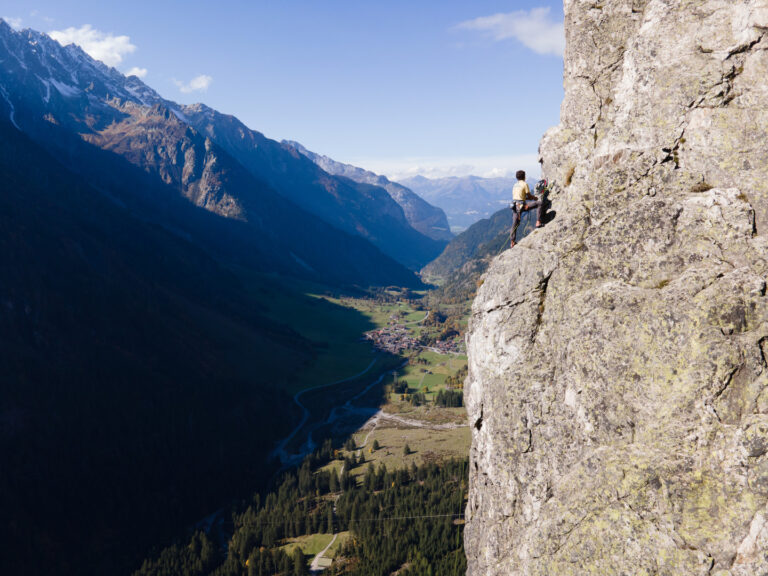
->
[{"left": 400, "top": 174, "right": 519, "bottom": 232}]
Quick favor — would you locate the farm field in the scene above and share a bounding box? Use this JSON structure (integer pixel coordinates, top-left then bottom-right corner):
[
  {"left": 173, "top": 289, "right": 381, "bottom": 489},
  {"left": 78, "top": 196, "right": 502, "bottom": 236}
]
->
[
  {"left": 387, "top": 349, "right": 468, "bottom": 405},
  {"left": 350, "top": 425, "right": 470, "bottom": 474},
  {"left": 279, "top": 533, "right": 335, "bottom": 558},
  {"left": 318, "top": 342, "right": 470, "bottom": 483}
]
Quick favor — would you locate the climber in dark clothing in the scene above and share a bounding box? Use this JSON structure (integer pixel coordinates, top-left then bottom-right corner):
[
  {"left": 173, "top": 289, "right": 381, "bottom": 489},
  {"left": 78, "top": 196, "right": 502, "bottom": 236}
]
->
[{"left": 509, "top": 170, "right": 547, "bottom": 247}]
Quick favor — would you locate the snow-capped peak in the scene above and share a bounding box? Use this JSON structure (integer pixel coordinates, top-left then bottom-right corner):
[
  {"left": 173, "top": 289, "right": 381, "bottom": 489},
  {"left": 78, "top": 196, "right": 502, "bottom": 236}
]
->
[{"left": 0, "top": 21, "right": 166, "bottom": 115}]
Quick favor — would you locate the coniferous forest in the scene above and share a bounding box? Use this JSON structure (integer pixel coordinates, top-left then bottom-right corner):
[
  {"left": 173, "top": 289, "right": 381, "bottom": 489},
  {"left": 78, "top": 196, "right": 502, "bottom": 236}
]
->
[{"left": 136, "top": 440, "right": 467, "bottom": 576}]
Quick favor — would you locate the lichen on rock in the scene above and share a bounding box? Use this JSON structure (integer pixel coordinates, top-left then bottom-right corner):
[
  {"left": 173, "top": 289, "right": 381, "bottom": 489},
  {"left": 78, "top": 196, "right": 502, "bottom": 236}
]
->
[{"left": 464, "top": 1, "right": 768, "bottom": 574}]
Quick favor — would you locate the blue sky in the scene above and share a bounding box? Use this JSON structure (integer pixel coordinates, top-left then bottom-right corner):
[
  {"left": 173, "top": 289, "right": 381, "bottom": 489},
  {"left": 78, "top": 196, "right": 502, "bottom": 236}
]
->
[{"left": 3, "top": 1, "right": 565, "bottom": 179}]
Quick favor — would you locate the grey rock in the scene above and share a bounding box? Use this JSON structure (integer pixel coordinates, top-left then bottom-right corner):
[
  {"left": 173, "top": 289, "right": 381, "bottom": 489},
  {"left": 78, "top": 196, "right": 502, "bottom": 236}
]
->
[{"left": 465, "top": 1, "right": 768, "bottom": 575}]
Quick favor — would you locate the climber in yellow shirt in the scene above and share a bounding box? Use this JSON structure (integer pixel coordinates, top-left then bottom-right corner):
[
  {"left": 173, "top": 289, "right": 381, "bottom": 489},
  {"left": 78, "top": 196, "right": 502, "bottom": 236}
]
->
[{"left": 509, "top": 170, "right": 545, "bottom": 247}]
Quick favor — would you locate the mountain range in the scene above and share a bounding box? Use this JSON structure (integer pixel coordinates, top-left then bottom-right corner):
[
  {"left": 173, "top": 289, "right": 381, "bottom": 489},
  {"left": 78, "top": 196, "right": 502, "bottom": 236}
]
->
[
  {"left": 0, "top": 20, "right": 443, "bottom": 276},
  {"left": 283, "top": 140, "right": 453, "bottom": 242},
  {"left": 0, "top": 19, "right": 446, "bottom": 575},
  {"left": 399, "top": 174, "right": 520, "bottom": 232}
]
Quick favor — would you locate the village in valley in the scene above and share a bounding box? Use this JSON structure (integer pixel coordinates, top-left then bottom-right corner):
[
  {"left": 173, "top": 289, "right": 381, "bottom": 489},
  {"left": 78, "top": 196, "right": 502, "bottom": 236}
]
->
[
  {"left": 363, "top": 323, "right": 417, "bottom": 354},
  {"left": 362, "top": 309, "right": 464, "bottom": 356}
]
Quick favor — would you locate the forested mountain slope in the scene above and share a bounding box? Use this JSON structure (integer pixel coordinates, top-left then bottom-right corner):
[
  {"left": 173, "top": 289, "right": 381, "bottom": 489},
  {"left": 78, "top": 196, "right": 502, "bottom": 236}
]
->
[{"left": 0, "top": 121, "right": 309, "bottom": 575}]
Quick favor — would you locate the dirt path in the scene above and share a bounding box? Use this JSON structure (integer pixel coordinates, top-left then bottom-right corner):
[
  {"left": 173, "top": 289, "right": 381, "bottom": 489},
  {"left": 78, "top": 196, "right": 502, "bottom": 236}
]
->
[
  {"left": 357, "top": 410, "right": 467, "bottom": 432},
  {"left": 424, "top": 346, "right": 463, "bottom": 357},
  {"left": 360, "top": 420, "right": 379, "bottom": 448},
  {"left": 377, "top": 411, "right": 467, "bottom": 429},
  {"left": 354, "top": 413, "right": 381, "bottom": 458},
  {"left": 310, "top": 533, "right": 338, "bottom": 573}
]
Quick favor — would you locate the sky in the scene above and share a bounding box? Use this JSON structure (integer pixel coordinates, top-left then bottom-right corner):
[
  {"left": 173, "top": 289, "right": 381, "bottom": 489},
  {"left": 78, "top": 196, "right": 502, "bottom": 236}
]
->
[{"left": 2, "top": 1, "right": 565, "bottom": 180}]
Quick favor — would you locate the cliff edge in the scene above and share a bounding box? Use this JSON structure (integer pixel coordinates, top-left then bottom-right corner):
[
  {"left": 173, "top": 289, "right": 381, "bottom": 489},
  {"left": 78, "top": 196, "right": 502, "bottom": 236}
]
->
[{"left": 465, "top": 1, "right": 768, "bottom": 574}]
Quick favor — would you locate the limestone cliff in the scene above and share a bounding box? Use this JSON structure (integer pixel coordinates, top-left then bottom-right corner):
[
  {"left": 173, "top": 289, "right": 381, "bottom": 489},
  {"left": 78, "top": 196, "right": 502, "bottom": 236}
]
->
[{"left": 465, "top": 1, "right": 768, "bottom": 574}]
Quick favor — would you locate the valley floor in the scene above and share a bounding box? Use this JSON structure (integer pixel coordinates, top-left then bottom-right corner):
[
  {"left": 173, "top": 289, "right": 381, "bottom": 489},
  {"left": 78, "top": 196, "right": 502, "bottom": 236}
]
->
[{"left": 135, "top": 284, "right": 472, "bottom": 575}]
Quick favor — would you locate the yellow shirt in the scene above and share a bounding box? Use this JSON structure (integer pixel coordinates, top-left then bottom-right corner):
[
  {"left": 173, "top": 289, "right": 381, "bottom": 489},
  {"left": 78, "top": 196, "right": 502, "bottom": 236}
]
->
[{"left": 512, "top": 181, "right": 531, "bottom": 202}]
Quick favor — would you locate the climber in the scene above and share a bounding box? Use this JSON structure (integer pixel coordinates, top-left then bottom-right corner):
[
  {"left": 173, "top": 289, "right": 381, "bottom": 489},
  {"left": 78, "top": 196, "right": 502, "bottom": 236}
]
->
[{"left": 509, "top": 170, "right": 546, "bottom": 247}]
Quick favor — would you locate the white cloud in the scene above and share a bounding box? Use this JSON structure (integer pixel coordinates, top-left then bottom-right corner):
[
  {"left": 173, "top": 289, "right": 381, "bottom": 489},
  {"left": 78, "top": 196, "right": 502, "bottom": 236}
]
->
[
  {"left": 125, "top": 66, "right": 148, "bottom": 78},
  {"left": 345, "top": 154, "right": 541, "bottom": 181},
  {"left": 49, "top": 24, "right": 137, "bottom": 67},
  {"left": 174, "top": 74, "right": 213, "bottom": 94},
  {"left": 456, "top": 7, "right": 564, "bottom": 57},
  {"left": 3, "top": 17, "right": 23, "bottom": 30}
]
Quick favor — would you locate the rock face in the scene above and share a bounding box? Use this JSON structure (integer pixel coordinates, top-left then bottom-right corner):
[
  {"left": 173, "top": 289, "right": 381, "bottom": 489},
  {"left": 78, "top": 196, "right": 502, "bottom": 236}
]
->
[{"left": 465, "top": 1, "right": 768, "bottom": 574}]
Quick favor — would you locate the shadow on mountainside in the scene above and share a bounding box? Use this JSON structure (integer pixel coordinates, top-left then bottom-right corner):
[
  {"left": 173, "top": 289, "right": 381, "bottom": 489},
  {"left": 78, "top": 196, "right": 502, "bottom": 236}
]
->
[{"left": 0, "top": 122, "right": 387, "bottom": 576}]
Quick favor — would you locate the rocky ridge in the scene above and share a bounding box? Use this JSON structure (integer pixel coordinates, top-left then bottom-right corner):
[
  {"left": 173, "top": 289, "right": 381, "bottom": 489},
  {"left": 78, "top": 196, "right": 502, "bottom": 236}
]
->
[
  {"left": 465, "top": 1, "right": 768, "bottom": 574},
  {"left": 283, "top": 140, "right": 453, "bottom": 242},
  {"left": 0, "top": 20, "right": 441, "bottom": 273}
]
